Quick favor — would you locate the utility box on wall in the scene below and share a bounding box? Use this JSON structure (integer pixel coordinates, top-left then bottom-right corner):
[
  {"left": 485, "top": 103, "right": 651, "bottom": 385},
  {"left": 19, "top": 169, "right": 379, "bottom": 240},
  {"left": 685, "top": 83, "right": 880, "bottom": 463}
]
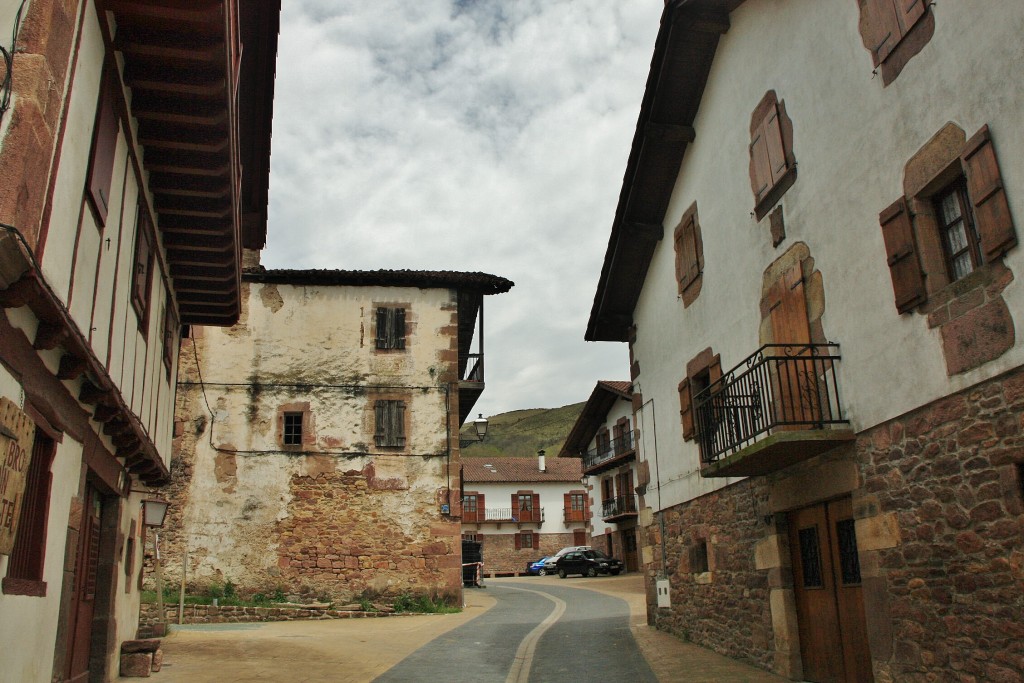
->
[{"left": 656, "top": 577, "right": 671, "bottom": 608}]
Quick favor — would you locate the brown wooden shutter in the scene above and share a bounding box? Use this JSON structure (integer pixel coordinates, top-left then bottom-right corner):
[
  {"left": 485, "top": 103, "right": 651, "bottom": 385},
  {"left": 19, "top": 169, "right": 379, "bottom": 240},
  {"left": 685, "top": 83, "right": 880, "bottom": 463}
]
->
[
  {"left": 132, "top": 216, "right": 153, "bottom": 318},
  {"left": 395, "top": 401, "right": 406, "bottom": 446},
  {"left": 879, "top": 197, "right": 926, "bottom": 314},
  {"left": 678, "top": 377, "right": 694, "bottom": 440},
  {"left": 895, "top": 0, "right": 926, "bottom": 36},
  {"left": 677, "top": 216, "right": 701, "bottom": 294},
  {"left": 750, "top": 126, "right": 772, "bottom": 203},
  {"left": 764, "top": 106, "right": 788, "bottom": 185},
  {"left": 768, "top": 262, "right": 811, "bottom": 345},
  {"left": 564, "top": 493, "right": 572, "bottom": 516},
  {"left": 394, "top": 307, "right": 406, "bottom": 349},
  {"left": 87, "top": 69, "right": 119, "bottom": 226},
  {"left": 477, "top": 493, "right": 485, "bottom": 519},
  {"left": 962, "top": 125, "right": 1017, "bottom": 262},
  {"left": 376, "top": 308, "right": 387, "bottom": 348},
  {"left": 374, "top": 401, "right": 385, "bottom": 446},
  {"left": 862, "top": 0, "right": 902, "bottom": 66},
  {"left": 532, "top": 493, "right": 540, "bottom": 522}
]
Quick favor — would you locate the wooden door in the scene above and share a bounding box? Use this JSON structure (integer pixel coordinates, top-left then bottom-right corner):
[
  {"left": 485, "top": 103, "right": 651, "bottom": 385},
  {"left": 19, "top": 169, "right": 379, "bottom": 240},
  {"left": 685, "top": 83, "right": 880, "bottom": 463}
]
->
[
  {"left": 66, "top": 485, "right": 103, "bottom": 682},
  {"left": 622, "top": 527, "right": 638, "bottom": 572},
  {"left": 788, "top": 498, "right": 873, "bottom": 683},
  {"left": 767, "top": 262, "right": 821, "bottom": 428}
]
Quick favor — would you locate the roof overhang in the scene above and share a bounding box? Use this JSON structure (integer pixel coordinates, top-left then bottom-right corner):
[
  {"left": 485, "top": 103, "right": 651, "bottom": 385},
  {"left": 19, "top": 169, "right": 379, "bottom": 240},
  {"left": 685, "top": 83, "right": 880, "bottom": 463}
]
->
[
  {"left": 586, "top": 0, "right": 742, "bottom": 342},
  {"left": 101, "top": 0, "right": 281, "bottom": 326}
]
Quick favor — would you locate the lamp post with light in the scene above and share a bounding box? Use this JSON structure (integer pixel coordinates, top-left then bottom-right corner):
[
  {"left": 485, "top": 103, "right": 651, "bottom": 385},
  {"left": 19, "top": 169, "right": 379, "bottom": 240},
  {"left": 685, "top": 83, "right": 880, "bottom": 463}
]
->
[{"left": 142, "top": 497, "right": 170, "bottom": 629}]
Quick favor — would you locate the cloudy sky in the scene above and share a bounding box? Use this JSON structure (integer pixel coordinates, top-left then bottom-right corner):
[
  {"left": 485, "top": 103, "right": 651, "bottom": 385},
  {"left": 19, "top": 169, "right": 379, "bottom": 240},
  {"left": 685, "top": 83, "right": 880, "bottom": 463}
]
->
[{"left": 263, "top": 1, "right": 664, "bottom": 418}]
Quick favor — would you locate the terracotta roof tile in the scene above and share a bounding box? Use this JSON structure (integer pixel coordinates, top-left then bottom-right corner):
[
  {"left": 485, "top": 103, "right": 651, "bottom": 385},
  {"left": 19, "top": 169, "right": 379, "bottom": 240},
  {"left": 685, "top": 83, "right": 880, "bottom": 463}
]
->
[{"left": 462, "top": 457, "right": 582, "bottom": 483}]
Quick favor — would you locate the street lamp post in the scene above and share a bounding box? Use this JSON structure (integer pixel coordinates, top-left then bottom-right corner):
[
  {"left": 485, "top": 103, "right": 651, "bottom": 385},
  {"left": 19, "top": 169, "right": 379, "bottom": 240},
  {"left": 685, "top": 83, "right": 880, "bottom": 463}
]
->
[{"left": 142, "top": 497, "right": 170, "bottom": 630}]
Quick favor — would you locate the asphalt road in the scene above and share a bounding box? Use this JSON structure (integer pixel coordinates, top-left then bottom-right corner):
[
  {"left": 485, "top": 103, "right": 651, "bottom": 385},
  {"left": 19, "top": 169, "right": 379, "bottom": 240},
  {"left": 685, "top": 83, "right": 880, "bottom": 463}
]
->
[{"left": 375, "top": 580, "right": 657, "bottom": 683}]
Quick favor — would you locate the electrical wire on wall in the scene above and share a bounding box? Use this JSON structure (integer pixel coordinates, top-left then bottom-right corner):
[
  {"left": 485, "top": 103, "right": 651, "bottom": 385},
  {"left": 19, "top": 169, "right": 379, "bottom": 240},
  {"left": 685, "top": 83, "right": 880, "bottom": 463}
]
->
[
  {"left": 0, "top": 1, "right": 27, "bottom": 122},
  {"left": 186, "top": 338, "right": 450, "bottom": 458}
]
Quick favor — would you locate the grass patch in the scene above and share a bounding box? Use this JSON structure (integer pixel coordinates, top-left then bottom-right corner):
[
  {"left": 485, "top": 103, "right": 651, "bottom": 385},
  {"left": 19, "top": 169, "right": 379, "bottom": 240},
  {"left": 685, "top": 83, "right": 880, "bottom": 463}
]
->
[{"left": 390, "top": 591, "right": 460, "bottom": 614}]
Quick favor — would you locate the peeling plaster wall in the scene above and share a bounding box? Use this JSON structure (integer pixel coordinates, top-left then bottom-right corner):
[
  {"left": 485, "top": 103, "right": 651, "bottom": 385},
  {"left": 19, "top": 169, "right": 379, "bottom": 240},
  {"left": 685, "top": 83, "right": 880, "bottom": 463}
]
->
[{"left": 164, "top": 279, "right": 464, "bottom": 602}]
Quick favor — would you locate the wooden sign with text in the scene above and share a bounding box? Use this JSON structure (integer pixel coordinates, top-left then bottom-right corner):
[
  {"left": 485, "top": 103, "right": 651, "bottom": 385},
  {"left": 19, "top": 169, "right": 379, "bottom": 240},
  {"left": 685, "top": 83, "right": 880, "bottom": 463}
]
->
[{"left": 0, "top": 397, "right": 36, "bottom": 555}]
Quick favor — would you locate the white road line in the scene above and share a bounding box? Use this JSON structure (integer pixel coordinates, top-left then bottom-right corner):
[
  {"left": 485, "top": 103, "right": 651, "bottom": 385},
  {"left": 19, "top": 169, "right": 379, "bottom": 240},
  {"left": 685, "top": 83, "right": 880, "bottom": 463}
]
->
[{"left": 502, "top": 586, "right": 568, "bottom": 683}]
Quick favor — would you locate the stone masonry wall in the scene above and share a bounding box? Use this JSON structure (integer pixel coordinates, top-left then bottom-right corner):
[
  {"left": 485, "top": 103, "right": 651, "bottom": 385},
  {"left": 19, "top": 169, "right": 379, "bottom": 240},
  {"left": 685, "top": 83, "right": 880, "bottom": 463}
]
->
[{"left": 856, "top": 367, "right": 1024, "bottom": 683}]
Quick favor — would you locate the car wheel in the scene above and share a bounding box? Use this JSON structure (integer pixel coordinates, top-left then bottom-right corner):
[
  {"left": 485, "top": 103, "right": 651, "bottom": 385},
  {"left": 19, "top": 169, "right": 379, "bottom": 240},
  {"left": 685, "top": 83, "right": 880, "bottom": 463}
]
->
[
  {"left": 538, "top": 568, "right": 547, "bottom": 577},
  {"left": 586, "top": 567, "right": 598, "bottom": 577},
  {"left": 610, "top": 569, "right": 621, "bottom": 576},
  {"left": 558, "top": 569, "right": 567, "bottom": 579}
]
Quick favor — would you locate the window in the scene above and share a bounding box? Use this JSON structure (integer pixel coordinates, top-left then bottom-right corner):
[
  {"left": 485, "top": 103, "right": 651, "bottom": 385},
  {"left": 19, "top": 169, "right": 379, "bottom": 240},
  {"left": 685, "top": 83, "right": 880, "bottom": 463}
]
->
[
  {"left": 513, "top": 492, "right": 540, "bottom": 523},
  {"left": 131, "top": 208, "right": 154, "bottom": 327},
  {"left": 514, "top": 531, "right": 537, "bottom": 550},
  {"left": 691, "top": 539, "right": 710, "bottom": 574},
  {"left": 86, "top": 67, "right": 119, "bottom": 226},
  {"left": 283, "top": 412, "right": 303, "bottom": 446},
  {"left": 374, "top": 400, "right": 406, "bottom": 448},
  {"left": 3, "top": 429, "right": 56, "bottom": 596},
  {"left": 935, "top": 179, "right": 981, "bottom": 282},
  {"left": 375, "top": 307, "right": 406, "bottom": 350},
  {"left": 749, "top": 91, "right": 796, "bottom": 220},
  {"left": 601, "top": 477, "right": 614, "bottom": 504},
  {"left": 678, "top": 347, "right": 723, "bottom": 441},
  {"left": 673, "top": 202, "right": 703, "bottom": 306},
  {"left": 595, "top": 428, "right": 610, "bottom": 456},
  {"left": 564, "top": 491, "right": 587, "bottom": 522},
  {"left": 462, "top": 493, "right": 483, "bottom": 522},
  {"left": 856, "top": 0, "right": 931, "bottom": 84},
  {"left": 881, "top": 124, "right": 1017, "bottom": 314},
  {"left": 161, "top": 297, "right": 178, "bottom": 376}
]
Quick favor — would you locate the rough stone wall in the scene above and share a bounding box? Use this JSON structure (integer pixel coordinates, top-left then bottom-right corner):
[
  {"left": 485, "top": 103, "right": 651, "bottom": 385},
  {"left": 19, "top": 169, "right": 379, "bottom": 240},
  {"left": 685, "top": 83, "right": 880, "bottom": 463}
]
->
[
  {"left": 480, "top": 532, "right": 578, "bottom": 575},
  {"left": 643, "top": 479, "right": 775, "bottom": 672},
  {"left": 858, "top": 367, "right": 1024, "bottom": 683}
]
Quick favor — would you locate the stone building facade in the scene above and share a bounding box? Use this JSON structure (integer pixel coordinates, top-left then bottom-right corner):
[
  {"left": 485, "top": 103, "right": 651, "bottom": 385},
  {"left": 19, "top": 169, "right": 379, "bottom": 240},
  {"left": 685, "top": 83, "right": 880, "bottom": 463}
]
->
[
  {"left": 165, "top": 266, "right": 511, "bottom": 604},
  {"left": 0, "top": 3, "right": 278, "bottom": 681},
  {"left": 586, "top": 1, "right": 1024, "bottom": 682},
  {"left": 461, "top": 455, "right": 585, "bottom": 575}
]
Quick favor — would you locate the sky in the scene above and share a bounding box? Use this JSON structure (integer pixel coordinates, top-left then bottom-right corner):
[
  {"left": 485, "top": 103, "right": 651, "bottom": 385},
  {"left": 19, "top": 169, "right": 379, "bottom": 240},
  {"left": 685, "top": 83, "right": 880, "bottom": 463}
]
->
[{"left": 262, "top": 0, "right": 664, "bottom": 419}]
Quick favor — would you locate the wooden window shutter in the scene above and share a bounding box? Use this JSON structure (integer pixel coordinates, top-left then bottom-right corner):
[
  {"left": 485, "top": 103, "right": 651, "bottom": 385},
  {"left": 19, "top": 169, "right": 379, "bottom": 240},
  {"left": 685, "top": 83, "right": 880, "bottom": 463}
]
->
[
  {"left": 764, "top": 106, "right": 788, "bottom": 186},
  {"left": 961, "top": 125, "right": 1016, "bottom": 262},
  {"left": 374, "top": 400, "right": 385, "bottom": 446},
  {"left": 896, "top": 0, "right": 926, "bottom": 33},
  {"left": 376, "top": 308, "right": 387, "bottom": 348},
  {"left": 395, "top": 401, "right": 406, "bottom": 445},
  {"left": 768, "top": 262, "right": 811, "bottom": 345},
  {"left": 87, "top": 68, "right": 119, "bottom": 226},
  {"left": 678, "top": 377, "right": 694, "bottom": 440},
  {"left": 394, "top": 307, "right": 406, "bottom": 349},
  {"left": 132, "top": 214, "right": 153, "bottom": 320},
  {"left": 750, "top": 125, "right": 773, "bottom": 204},
  {"left": 676, "top": 216, "right": 700, "bottom": 294},
  {"left": 532, "top": 494, "right": 540, "bottom": 519},
  {"left": 478, "top": 493, "right": 485, "bottom": 518},
  {"left": 564, "top": 493, "right": 572, "bottom": 513},
  {"left": 879, "top": 197, "right": 926, "bottom": 313}
]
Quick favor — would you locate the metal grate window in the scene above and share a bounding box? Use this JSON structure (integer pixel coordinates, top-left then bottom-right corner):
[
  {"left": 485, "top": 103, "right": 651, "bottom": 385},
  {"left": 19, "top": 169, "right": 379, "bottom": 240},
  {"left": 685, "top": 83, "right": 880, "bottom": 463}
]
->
[
  {"left": 798, "top": 526, "right": 823, "bottom": 588},
  {"left": 836, "top": 519, "right": 862, "bottom": 585},
  {"left": 283, "top": 412, "right": 303, "bottom": 446}
]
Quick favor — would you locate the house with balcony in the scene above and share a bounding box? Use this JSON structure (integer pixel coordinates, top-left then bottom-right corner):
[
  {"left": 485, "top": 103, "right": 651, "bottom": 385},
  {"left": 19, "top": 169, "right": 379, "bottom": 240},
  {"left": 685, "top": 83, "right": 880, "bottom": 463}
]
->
[
  {"left": 586, "top": 1, "right": 1024, "bottom": 682},
  {"left": 559, "top": 381, "right": 641, "bottom": 572},
  {"left": 165, "top": 267, "right": 512, "bottom": 604},
  {"left": 461, "top": 454, "right": 585, "bottom": 576},
  {"left": 0, "top": 3, "right": 279, "bottom": 681}
]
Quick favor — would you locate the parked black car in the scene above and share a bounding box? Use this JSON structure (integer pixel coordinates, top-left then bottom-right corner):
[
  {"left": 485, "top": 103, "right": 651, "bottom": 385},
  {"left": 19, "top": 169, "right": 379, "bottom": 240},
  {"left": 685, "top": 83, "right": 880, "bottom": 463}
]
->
[{"left": 555, "top": 549, "right": 624, "bottom": 578}]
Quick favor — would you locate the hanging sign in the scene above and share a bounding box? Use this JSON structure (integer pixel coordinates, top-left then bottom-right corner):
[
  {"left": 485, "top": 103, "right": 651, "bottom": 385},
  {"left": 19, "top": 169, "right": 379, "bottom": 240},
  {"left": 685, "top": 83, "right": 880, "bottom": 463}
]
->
[{"left": 0, "top": 396, "right": 36, "bottom": 555}]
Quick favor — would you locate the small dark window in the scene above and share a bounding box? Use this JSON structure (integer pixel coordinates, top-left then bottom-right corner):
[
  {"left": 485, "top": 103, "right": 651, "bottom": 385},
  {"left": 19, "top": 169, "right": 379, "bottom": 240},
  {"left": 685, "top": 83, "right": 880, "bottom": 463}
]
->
[
  {"left": 376, "top": 307, "right": 406, "bottom": 350},
  {"left": 283, "top": 412, "right": 303, "bottom": 446},
  {"left": 691, "top": 539, "right": 709, "bottom": 573},
  {"left": 161, "top": 299, "right": 178, "bottom": 376},
  {"left": 798, "top": 526, "right": 824, "bottom": 588},
  {"left": 934, "top": 178, "right": 982, "bottom": 282},
  {"left": 570, "top": 493, "right": 586, "bottom": 511},
  {"left": 521, "top": 532, "right": 534, "bottom": 549},
  {"left": 131, "top": 209, "right": 154, "bottom": 327},
  {"left": 86, "top": 67, "right": 120, "bottom": 227},
  {"left": 835, "top": 519, "right": 862, "bottom": 585},
  {"left": 517, "top": 494, "right": 533, "bottom": 513},
  {"left": 374, "top": 400, "right": 406, "bottom": 447}
]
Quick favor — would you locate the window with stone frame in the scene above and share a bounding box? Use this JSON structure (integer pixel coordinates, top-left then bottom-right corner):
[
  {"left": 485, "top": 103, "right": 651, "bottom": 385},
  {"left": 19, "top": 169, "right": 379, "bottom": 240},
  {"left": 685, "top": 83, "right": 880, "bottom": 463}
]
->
[
  {"left": 678, "top": 348, "right": 723, "bottom": 442},
  {"left": 282, "top": 412, "right": 303, "bottom": 446},
  {"left": 374, "top": 399, "right": 406, "bottom": 448},
  {"left": 564, "top": 491, "right": 587, "bottom": 522},
  {"left": 749, "top": 91, "right": 796, "bottom": 221},
  {"left": 673, "top": 202, "right": 704, "bottom": 307},
  {"left": 513, "top": 491, "right": 540, "bottom": 523},
  {"left": 2, "top": 429, "right": 56, "bottom": 597},
  {"left": 277, "top": 403, "right": 312, "bottom": 449},
  {"left": 375, "top": 306, "right": 407, "bottom": 350},
  {"left": 880, "top": 124, "right": 1017, "bottom": 314},
  {"left": 855, "top": 0, "right": 932, "bottom": 85},
  {"left": 690, "top": 538, "right": 710, "bottom": 574}
]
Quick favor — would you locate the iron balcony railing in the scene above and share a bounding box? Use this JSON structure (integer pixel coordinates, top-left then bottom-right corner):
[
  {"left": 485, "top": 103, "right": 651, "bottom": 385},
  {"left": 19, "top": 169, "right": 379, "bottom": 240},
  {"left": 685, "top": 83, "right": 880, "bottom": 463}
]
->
[
  {"left": 583, "top": 430, "right": 635, "bottom": 471},
  {"left": 601, "top": 495, "right": 638, "bottom": 519},
  {"left": 463, "top": 507, "right": 545, "bottom": 523},
  {"left": 694, "top": 343, "right": 847, "bottom": 467}
]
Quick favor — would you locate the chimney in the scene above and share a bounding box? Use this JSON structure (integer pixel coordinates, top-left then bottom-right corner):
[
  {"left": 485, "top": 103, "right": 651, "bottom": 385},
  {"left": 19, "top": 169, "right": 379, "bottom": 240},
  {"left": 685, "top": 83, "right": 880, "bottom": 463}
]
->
[{"left": 537, "top": 449, "right": 546, "bottom": 472}]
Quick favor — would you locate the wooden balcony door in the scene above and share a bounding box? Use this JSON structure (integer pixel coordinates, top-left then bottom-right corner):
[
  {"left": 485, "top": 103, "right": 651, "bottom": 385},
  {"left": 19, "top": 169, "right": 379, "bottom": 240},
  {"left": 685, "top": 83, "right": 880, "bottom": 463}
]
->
[
  {"left": 622, "top": 527, "right": 638, "bottom": 572},
  {"left": 767, "top": 262, "right": 822, "bottom": 428},
  {"left": 788, "top": 498, "right": 873, "bottom": 683}
]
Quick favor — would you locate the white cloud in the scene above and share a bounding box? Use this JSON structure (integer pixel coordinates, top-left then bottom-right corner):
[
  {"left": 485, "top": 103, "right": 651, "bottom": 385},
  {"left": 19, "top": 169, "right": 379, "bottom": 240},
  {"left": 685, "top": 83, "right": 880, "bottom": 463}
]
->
[{"left": 263, "top": 0, "right": 663, "bottom": 417}]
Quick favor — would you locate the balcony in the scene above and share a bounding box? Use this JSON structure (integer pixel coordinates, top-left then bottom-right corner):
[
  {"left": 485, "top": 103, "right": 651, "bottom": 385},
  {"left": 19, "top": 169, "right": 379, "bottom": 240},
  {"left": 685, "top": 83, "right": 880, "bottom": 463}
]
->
[
  {"left": 463, "top": 507, "right": 545, "bottom": 526},
  {"left": 458, "top": 352, "right": 484, "bottom": 423},
  {"left": 582, "top": 430, "right": 636, "bottom": 475},
  {"left": 564, "top": 508, "right": 587, "bottom": 524},
  {"left": 696, "top": 343, "right": 854, "bottom": 478},
  {"left": 601, "top": 495, "right": 638, "bottom": 522}
]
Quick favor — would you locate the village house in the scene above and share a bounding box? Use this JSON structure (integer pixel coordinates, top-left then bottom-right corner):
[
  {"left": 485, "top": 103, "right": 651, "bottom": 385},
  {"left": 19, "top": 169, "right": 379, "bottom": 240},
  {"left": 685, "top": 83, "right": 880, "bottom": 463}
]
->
[
  {"left": 165, "top": 265, "right": 512, "bottom": 604},
  {"left": 0, "top": 1, "right": 279, "bottom": 680},
  {"left": 461, "top": 454, "right": 585, "bottom": 576},
  {"left": 586, "top": 1, "right": 1023, "bottom": 682},
  {"left": 559, "top": 381, "right": 642, "bottom": 572}
]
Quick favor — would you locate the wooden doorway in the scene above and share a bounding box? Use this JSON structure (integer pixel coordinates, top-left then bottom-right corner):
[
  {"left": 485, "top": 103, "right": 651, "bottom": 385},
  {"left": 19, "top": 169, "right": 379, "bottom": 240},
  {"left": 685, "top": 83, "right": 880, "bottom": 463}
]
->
[
  {"left": 622, "top": 527, "right": 638, "bottom": 572},
  {"left": 788, "top": 498, "right": 873, "bottom": 683},
  {"left": 65, "top": 484, "right": 103, "bottom": 682}
]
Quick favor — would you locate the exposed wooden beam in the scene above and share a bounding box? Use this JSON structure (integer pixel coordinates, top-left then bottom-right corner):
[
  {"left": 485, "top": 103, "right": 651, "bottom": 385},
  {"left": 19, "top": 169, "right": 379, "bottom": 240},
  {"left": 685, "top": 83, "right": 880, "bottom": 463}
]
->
[
  {"left": 645, "top": 121, "right": 696, "bottom": 143},
  {"left": 33, "top": 321, "right": 67, "bottom": 350},
  {"left": 56, "top": 353, "right": 87, "bottom": 380}
]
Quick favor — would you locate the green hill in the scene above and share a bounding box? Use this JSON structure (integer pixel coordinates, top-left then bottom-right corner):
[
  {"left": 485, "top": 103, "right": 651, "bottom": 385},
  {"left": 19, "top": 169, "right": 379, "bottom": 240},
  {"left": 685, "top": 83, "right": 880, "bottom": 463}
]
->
[{"left": 460, "top": 402, "right": 585, "bottom": 459}]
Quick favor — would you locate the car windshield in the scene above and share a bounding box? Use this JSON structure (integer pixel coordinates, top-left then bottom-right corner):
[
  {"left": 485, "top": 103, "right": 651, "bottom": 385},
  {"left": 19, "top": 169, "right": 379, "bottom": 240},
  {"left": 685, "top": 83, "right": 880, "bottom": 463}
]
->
[{"left": 588, "top": 550, "right": 611, "bottom": 560}]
